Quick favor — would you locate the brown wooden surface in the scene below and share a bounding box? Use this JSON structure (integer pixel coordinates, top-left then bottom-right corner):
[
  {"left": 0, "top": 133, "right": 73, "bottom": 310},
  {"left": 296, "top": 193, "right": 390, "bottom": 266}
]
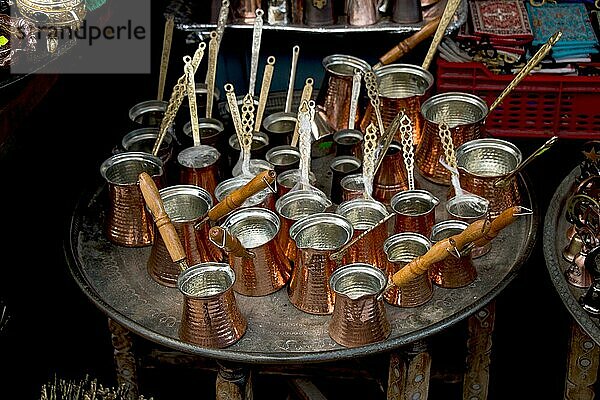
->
[
  {"left": 138, "top": 171, "right": 187, "bottom": 265},
  {"left": 376, "top": 16, "right": 441, "bottom": 67}
]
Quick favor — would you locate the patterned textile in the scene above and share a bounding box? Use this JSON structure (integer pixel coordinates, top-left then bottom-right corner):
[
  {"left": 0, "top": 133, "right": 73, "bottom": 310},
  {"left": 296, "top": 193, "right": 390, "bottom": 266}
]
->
[{"left": 469, "top": 0, "right": 534, "bottom": 39}]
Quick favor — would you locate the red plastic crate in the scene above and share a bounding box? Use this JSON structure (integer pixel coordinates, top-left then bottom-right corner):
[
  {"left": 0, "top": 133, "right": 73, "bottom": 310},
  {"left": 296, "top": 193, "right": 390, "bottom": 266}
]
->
[{"left": 436, "top": 59, "right": 600, "bottom": 139}]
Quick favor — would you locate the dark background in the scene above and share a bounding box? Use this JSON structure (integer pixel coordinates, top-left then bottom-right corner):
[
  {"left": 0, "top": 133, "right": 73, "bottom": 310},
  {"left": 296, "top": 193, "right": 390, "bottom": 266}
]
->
[{"left": 0, "top": 0, "right": 589, "bottom": 398}]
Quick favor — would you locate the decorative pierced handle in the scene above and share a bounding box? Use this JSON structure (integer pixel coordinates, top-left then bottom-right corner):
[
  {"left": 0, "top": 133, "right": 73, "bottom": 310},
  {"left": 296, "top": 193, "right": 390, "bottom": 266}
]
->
[
  {"left": 153, "top": 42, "right": 206, "bottom": 156},
  {"left": 362, "top": 123, "right": 378, "bottom": 199},
  {"left": 399, "top": 113, "right": 415, "bottom": 191},
  {"left": 205, "top": 31, "right": 219, "bottom": 119},
  {"left": 438, "top": 120, "right": 457, "bottom": 169},
  {"left": 225, "top": 83, "right": 245, "bottom": 146},
  {"left": 255, "top": 55, "right": 275, "bottom": 132},
  {"left": 216, "top": 0, "right": 230, "bottom": 50},
  {"left": 157, "top": 14, "right": 174, "bottom": 102},
  {"left": 240, "top": 93, "right": 256, "bottom": 175},
  {"left": 184, "top": 55, "right": 201, "bottom": 147},
  {"left": 285, "top": 45, "right": 300, "bottom": 113},
  {"left": 291, "top": 77, "right": 314, "bottom": 147},
  {"left": 297, "top": 100, "right": 314, "bottom": 188},
  {"left": 364, "top": 69, "right": 385, "bottom": 138},
  {"left": 248, "top": 8, "right": 264, "bottom": 97}
]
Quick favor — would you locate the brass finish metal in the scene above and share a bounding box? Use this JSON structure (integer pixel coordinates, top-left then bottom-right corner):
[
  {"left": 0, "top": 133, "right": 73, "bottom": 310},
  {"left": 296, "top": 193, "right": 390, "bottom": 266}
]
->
[
  {"left": 291, "top": 77, "right": 315, "bottom": 147},
  {"left": 157, "top": 14, "right": 174, "bottom": 102},
  {"left": 205, "top": 31, "right": 219, "bottom": 119},
  {"left": 391, "top": 189, "right": 439, "bottom": 238},
  {"left": 373, "top": 142, "right": 411, "bottom": 205},
  {"left": 248, "top": 8, "right": 264, "bottom": 97},
  {"left": 255, "top": 55, "right": 276, "bottom": 132},
  {"left": 421, "top": 0, "right": 462, "bottom": 70}
]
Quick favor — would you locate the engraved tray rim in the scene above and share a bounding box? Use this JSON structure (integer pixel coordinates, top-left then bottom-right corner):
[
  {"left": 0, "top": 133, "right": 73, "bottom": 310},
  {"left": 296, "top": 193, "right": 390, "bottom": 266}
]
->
[{"left": 65, "top": 173, "right": 538, "bottom": 364}]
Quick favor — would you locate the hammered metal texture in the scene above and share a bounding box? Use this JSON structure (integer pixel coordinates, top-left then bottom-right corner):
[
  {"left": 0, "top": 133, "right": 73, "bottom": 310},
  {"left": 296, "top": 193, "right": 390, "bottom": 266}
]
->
[
  {"left": 177, "top": 145, "right": 221, "bottom": 203},
  {"left": 288, "top": 213, "right": 354, "bottom": 315},
  {"left": 328, "top": 264, "right": 390, "bottom": 348},
  {"left": 222, "top": 208, "right": 291, "bottom": 296},
  {"left": 373, "top": 143, "right": 410, "bottom": 205},
  {"left": 428, "top": 220, "right": 477, "bottom": 288},
  {"left": 341, "top": 173, "right": 366, "bottom": 202},
  {"left": 178, "top": 264, "right": 247, "bottom": 348},
  {"left": 315, "top": 55, "right": 371, "bottom": 132},
  {"left": 147, "top": 185, "right": 222, "bottom": 287},
  {"left": 360, "top": 64, "right": 434, "bottom": 146},
  {"left": 456, "top": 138, "right": 523, "bottom": 218},
  {"left": 391, "top": 189, "right": 439, "bottom": 238},
  {"left": 121, "top": 127, "right": 173, "bottom": 166},
  {"left": 415, "top": 92, "right": 488, "bottom": 185},
  {"left": 100, "top": 152, "right": 163, "bottom": 247},
  {"left": 383, "top": 233, "right": 433, "bottom": 307}
]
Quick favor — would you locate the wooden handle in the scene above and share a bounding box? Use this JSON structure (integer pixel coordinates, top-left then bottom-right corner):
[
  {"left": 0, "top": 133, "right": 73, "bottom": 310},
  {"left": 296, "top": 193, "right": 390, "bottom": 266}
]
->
[
  {"left": 473, "top": 206, "right": 520, "bottom": 248},
  {"left": 392, "top": 219, "right": 490, "bottom": 287},
  {"left": 138, "top": 172, "right": 187, "bottom": 264},
  {"left": 209, "top": 227, "right": 255, "bottom": 258},
  {"left": 207, "top": 170, "right": 276, "bottom": 222},
  {"left": 377, "top": 17, "right": 441, "bottom": 67}
]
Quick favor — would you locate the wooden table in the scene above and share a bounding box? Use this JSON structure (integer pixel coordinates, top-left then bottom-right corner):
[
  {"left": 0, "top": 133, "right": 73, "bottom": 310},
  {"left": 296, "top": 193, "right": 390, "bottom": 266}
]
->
[{"left": 64, "top": 161, "right": 537, "bottom": 399}]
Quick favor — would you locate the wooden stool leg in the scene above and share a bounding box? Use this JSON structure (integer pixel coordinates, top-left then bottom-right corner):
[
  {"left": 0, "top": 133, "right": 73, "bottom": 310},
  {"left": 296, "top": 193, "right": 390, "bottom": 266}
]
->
[
  {"left": 463, "top": 301, "right": 496, "bottom": 400},
  {"left": 107, "top": 318, "right": 139, "bottom": 399},
  {"left": 216, "top": 362, "right": 253, "bottom": 400},
  {"left": 564, "top": 322, "right": 600, "bottom": 400},
  {"left": 387, "top": 341, "right": 431, "bottom": 400}
]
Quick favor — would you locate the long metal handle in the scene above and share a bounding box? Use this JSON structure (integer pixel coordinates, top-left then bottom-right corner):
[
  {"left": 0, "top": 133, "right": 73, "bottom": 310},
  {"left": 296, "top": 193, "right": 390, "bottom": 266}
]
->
[
  {"left": 348, "top": 69, "right": 362, "bottom": 130},
  {"left": 248, "top": 8, "right": 264, "bottom": 97},
  {"left": 255, "top": 56, "right": 275, "bottom": 132},
  {"left": 488, "top": 31, "right": 563, "bottom": 113},
  {"left": 421, "top": 0, "right": 462, "bottom": 71},
  {"left": 494, "top": 135, "right": 558, "bottom": 188},
  {"left": 205, "top": 31, "right": 219, "bottom": 119},
  {"left": 291, "top": 78, "right": 314, "bottom": 147},
  {"left": 157, "top": 14, "right": 174, "bottom": 101},
  {"left": 285, "top": 45, "right": 300, "bottom": 113}
]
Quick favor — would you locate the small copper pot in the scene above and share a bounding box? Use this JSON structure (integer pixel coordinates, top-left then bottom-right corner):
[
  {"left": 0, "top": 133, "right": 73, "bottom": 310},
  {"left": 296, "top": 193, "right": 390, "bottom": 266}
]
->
[
  {"left": 227, "top": 131, "right": 270, "bottom": 171},
  {"left": 147, "top": 185, "right": 223, "bottom": 287},
  {"left": 340, "top": 173, "right": 366, "bottom": 202},
  {"left": 428, "top": 220, "right": 477, "bottom": 288},
  {"left": 128, "top": 100, "right": 168, "bottom": 128},
  {"left": 390, "top": 189, "right": 439, "bottom": 238},
  {"left": 328, "top": 263, "right": 390, "bottom": 347},
  {"left": 182, "top": 117, "right": 227, "bottom": 155},
  {"left": 100, "top": 152, "right": 164, "bottom": 247},
  {"left": 221, "top": 207, "right": 291, "bottom": 296},
  {"left": 177, "top": 145, "right": 222, "bottom": 204},
  {"left": 265, "top": 145, "right": 300, "bottom": 175},
  {"left": 121, "top": 127, "right": 173, "bottom": 167},
  {"left": 178, "top": 262, "right": 247, "bottom": 348},
  {"left": 333, "top": 128, "right": 363, "bottom": 160},
  {"left": 373, "top": 142, "right": 411, "bottom": 205},
  {"left": 360, "top": 64, "right": 434, "bottom": 146},
  {"left": 455, "top": 138, "right": 522, "bottom": 218},
  {"left": 330, "top": 155, "right": 362, "bottom": 205},
  {"left": 335, "top": 198, "right": 389, "bottom": 270},
  {"left": 416, "top": 92, "right": 488, "bottom": 185},
  {"left": 276, "top": 168, "right": 317, "bottom": 198},
  {"left": 288, "top": 213, "right": 354, "bottom": 314},
  {"left": 383, "top": 232, "right": 433, "bottom": 307},
  {"left": 263, "top": 112, "right": 296, "bottom": 148},
  {"left": 214, "top": 175, "right": 276, "bottom": 212}
]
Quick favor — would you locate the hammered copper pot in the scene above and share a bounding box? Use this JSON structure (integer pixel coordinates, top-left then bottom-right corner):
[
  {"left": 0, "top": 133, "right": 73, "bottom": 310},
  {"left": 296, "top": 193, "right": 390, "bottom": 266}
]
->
[
  {"left": 383, "top": 232, "right": 433, "bottom": 307},
  {"left": 428, "top": 220, "right": 477, "bottom": 288},
  {"left": 221, "top": 207, "right": 291, "bottom": 296},
  {"left": 128, "top": 100, "right": 168, "bottom": 128},
  {"left": 215, "top": 174, "right": 276, "bottom": 212},
  {"left": 288, "top": 213, "right": 354, "bottom": 315},
  {"left": 390, "top": 189, "right": 439, "bottom": 238},
  {"left": 177, "top": 145, "right": 221, "bottom": 203},
  {"left": 328, "top": 263, "right": 391, "bottom": 348},
  {"left": 455, "top": 138, "right": 523, "bottom": 218},
  {"left": 100, "top": 152, "right": 164, "bottom": 247},
  {"left": 147, "top": 185, "right": 223, "bottom": 288},
  {"left": 373, "top": 142, "right": 411, "bottom": 205},
  {"left": 416, "top": 92, "right": 488, "bottom": 185},
  {"left": 360, "top": 64, "right": 434, "bottom": 145},
  {"left": 178, "top": 262, "right": 247, "bottom": 348}
]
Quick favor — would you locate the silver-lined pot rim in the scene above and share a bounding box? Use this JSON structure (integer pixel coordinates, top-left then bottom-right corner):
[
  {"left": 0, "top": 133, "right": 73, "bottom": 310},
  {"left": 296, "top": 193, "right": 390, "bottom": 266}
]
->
[
  {"left": 430, "top": 219, "right": 469, "bottom": 243},
  {"left": 383, "top": 232, "right": 431, "bottom": 262},
  {"left": 322, "top": 54, "right": 371, "bottom": 76},
  {"left": 390, "top": 189, "right": 440, "bottom": 217},
  {"left": 157, "top": 184, "right": 214, "bottom": 222},
  {"left": 275, "top": 190, "right": 331, "bottom": 219},
  {"left": 374, "top": 63, "right": 434, "bottom": 98},
  {"left": 177, "top": 262, "right": 236, "bottom": 299},
  {"left": 183, "top": 117, "right": 225, "bottom": 138},
  {"left": 330, "top": 263, "right": 388, "bottom": 299},
  {"left": 221, "top": 206, "right": 281, "bottom": 248},
  {"left": 289, "top": 212, "right": 354, "bottom": 250},
  {"left": 128, "top": 99, "right": 168, "bottom": 122},
  {"left": 336, "top": 198, "right": 389, "bottom": 230},
  {"left": 455, "top": 137, "right": 523, "bottom": 178},
  {"left": 421, "top": 91, "right": 489, "bottom": 125},
  {"left": 177, "top": 145, "right": 221, "bottom": 168},
  {"left": 265, "top": 145, "right": 301, "bottom": 166},
  {"left": 121, "top": 127, "right": 172, "bottom": 150},
  {"left": 100, "top": 151, "right": 164, "bottom": 183}
]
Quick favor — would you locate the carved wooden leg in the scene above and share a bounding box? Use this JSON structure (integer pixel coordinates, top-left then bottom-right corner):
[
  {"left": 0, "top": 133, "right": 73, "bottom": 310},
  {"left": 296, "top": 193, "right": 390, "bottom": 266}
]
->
[
  {"left": 107, "top": 318, "right": 139, "bottom": 400},
  {"left": 463, "top": 301, "right": 495, "bottom": 400},
  {"left": 216, "top": 361, "right": 253, "bottom": 400},
  {"left": 564, "top": 322, "right": 600, "bottom": 400},
  {"left": 387, "top": 341, "right": 431, "bottom": 400}
]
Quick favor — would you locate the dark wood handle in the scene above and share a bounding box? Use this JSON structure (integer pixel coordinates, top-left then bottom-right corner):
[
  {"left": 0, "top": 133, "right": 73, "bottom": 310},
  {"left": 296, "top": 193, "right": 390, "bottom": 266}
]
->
[
  {"left": 392, "top": 219, "right": 489, "bottom": 287},
  {"left": 207, "top": 170, "right": 276, "bottom": 222},
  {"left": 209, "top": 226, "right": 254, "bottom": 259},
  {"left": 138, "top": 172, "right": 187, "bottom": 264},
  {"left": 377, "top": 17, "right": 441, "bottom": 66},
  {"left": 473, "top": 206, "right": 520, "bottom": 248}
]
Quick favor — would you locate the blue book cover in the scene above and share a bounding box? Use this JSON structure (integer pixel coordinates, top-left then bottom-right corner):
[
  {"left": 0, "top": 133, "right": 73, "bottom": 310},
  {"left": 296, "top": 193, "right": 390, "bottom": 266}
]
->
[{"left": 526, "top": 2, "right": 598, "bottom": 47}]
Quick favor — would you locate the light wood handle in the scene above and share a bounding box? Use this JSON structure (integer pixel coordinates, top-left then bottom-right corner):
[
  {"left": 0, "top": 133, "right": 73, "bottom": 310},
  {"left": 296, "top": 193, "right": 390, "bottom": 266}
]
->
[
  {"left": 392, "top": 219, "right": 490, "bottom": 286},
  {"left": 473, "top": 206, "right": 520, "bottom": 248},
  {"left": 377, "top": 17, "right": 441, "bottom": 67},
  {"left": 138, "top": 172, "right": 187, "bottom": 264},
  {"left": 209, "top": 226, "right": 255, "bottom": 258},
  {"left": 207, "top": 170, "right": 276, "bottom": 222}
]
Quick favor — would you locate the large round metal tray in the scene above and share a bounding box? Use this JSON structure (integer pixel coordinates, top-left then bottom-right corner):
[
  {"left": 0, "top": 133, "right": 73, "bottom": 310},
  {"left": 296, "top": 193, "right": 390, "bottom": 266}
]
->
[
  {"left": 65, "top": 169, "right": 537, "bottom": 364},
  {"left": 543, "top": 167, "right": 600, "bottom": 344}
]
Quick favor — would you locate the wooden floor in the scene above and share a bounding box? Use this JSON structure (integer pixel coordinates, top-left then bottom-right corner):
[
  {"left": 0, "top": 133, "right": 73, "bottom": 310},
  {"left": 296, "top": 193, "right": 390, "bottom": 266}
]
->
[{"left": 0, "top": 72, "right": 589, "bottom": 400}]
